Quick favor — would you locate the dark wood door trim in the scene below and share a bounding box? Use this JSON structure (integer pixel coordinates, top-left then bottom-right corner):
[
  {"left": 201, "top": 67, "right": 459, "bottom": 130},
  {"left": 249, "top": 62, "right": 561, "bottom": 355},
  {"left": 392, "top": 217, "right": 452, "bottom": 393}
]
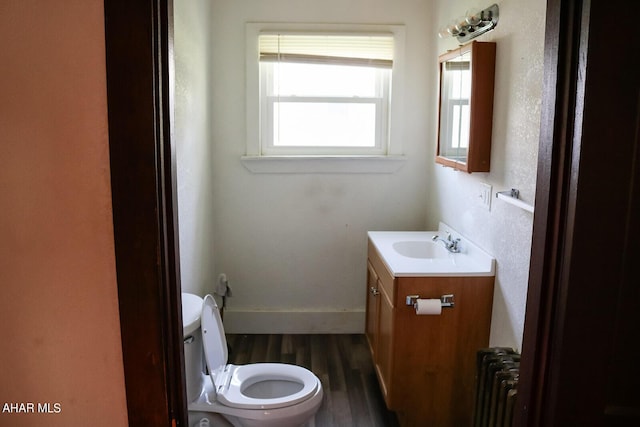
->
[
  {"left": 518, "top": 0, "right": 640, "bottom": 424},
  {"left": 104, "top": 0, "right": 186, "bottom": 425},
  {"left": 515, "top": 0, "right": 584, "bottom": 424}
]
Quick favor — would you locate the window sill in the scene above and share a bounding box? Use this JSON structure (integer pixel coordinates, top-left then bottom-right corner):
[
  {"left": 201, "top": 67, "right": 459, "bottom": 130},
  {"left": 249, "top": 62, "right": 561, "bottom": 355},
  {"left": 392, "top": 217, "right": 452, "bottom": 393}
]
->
[{"left": 240, "top": 155, "right": 406, "bottom": 174}]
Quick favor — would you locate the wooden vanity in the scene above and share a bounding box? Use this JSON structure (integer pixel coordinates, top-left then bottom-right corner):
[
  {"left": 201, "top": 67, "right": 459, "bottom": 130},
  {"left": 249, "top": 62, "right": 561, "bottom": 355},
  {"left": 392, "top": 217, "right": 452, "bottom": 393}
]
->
[{"left": 366, "top": 238, "right": 494, "bottom": 426}]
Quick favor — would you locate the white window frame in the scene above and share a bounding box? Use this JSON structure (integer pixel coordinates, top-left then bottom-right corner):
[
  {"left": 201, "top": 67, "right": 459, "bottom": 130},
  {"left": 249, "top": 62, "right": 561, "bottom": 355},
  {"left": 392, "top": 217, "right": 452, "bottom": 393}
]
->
[
  {"left": 260, "top": 50, "right": 390, "bottom": 156},
  {"left": 243, "top": 23, "right": 406, "bottom": 173}
]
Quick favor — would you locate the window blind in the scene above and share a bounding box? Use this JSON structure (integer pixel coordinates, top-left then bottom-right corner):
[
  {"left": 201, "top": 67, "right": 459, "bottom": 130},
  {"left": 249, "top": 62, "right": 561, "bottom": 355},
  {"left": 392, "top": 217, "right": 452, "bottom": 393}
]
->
[
  {"left": 259, "top": 33, "right": 394, "bottom": 68},
  {"left": 444, "top": 61, "right": 470, "bottom": 71}
]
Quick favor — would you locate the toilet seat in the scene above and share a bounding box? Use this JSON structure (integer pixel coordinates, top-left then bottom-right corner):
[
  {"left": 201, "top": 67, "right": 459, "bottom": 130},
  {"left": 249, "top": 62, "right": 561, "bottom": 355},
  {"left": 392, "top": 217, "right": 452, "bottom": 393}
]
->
[
  {"left": 213, "top": 363, "right": 320, "bottom": 409},
  {"left": 201, "top": 295, "right": 320, "bottom": 411}
]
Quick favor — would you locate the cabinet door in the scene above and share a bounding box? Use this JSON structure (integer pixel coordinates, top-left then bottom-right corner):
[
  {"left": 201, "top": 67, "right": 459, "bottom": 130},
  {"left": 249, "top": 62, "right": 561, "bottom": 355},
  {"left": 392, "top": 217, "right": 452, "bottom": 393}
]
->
[
  {"left": 376, "top": 282, "right": 395, "bottom": 408},
  {"left": 436, "top": 41, "right": 496, "bottom": 172},
  {"left": 365, "top": 261, "right": 379, "bottom": 354}
]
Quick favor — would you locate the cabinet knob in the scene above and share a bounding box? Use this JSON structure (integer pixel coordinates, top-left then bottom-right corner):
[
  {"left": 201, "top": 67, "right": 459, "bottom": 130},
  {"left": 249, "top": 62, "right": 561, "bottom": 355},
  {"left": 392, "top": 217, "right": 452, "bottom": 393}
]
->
[{"left": 370, "top": 286, "right": 380, "bottom": 296}]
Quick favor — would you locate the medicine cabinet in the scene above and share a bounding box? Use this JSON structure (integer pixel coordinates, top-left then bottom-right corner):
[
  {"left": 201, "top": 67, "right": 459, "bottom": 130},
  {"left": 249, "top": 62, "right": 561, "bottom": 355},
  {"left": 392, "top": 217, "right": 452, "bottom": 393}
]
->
[{"left": 436, "top": 41, "right": 496, "bottom": 173}]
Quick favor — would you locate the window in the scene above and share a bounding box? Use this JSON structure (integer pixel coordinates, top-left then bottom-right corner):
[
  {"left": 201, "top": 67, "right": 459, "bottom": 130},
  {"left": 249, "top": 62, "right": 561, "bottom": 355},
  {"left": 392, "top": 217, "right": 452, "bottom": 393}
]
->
[
  {"left": 259, "top": 33, "right": 392, "bottom": 155},
  {"left": 245, "top": 23, "right": 406, "bottom": 170}
]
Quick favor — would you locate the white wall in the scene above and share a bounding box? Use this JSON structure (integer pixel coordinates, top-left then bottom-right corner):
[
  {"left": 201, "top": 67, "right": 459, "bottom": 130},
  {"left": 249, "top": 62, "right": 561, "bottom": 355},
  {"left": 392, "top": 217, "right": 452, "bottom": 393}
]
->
[
  {"left": 174, "top": 0, "right": 217, "bottom": 297},
  {"left": 429, "top": 0, "right": 546, "bottom": 351},
  {"left": 175, "top": 0, "right": 546, "bottom": 344},
  {"left": 209, "top": 0, "right": 435, "bottom": 332}
]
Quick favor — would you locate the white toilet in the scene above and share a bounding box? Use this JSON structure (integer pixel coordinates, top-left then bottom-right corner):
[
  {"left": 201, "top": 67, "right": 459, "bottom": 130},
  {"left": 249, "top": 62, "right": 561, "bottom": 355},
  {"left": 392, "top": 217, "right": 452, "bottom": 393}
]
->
[{"left": 182, "top": 293, "right": 323, "bottom": 427}]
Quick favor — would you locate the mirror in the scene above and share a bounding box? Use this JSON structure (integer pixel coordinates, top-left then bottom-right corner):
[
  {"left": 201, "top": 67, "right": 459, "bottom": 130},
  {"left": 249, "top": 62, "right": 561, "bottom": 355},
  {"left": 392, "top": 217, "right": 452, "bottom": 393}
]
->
[{"left": 436, "top": 41, "right": 496, "bottom": 173}]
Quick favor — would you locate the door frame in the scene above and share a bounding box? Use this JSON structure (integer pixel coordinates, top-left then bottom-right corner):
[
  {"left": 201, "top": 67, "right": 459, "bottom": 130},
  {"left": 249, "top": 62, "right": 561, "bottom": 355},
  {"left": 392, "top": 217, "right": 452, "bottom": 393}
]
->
[
  {"left": 103, "top": 0, "right": 633, "bottom": 425},
  {"left": 514, "top": 0, "right": 584, "bottom": 423},
  {"left": 516, "top": 0, "right": 640, "bottom": 424},
  {"left": 104, "top": 0, "right": 186, "bottom": 425}
]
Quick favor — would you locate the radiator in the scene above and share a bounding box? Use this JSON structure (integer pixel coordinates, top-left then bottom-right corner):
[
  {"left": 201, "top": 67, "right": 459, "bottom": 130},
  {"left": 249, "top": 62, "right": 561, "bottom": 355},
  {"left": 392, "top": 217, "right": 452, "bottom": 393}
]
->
[{"left": 473, "top": 348, "right": 520, "bottom": 427}]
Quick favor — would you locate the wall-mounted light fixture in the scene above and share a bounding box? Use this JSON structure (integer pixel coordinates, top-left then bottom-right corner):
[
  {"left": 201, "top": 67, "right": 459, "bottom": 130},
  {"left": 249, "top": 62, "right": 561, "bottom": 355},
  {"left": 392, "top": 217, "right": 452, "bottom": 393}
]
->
[{"left": 438, "top": 4, "right": 499, "bottom": 44}]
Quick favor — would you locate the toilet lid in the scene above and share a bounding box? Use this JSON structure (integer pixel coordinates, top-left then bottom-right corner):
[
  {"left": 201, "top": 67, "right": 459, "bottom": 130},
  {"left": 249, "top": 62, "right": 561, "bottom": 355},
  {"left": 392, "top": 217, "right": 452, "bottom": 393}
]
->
[{"left": 201, "top": 294, "right": 228, "bottom": 374}]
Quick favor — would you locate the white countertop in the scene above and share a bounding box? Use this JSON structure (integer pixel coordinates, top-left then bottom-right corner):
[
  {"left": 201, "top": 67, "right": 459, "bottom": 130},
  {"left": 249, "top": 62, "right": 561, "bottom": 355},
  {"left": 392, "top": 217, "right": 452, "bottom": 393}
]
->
[{"left": 368, "top": 224, "right": 495, "bottom": 277}]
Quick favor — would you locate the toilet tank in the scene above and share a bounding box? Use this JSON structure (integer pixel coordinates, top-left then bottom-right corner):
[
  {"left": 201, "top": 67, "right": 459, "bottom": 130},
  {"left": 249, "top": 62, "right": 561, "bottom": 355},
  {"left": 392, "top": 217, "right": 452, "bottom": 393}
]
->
[{"left": 182, "top": 293, "right": 204, "bottom": 403}]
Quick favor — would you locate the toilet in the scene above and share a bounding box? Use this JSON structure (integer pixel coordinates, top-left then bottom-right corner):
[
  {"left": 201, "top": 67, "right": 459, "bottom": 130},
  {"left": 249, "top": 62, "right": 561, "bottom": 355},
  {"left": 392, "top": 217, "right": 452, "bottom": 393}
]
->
[{"left": 182, "top": 293, "right": 323, "bottom": 427}]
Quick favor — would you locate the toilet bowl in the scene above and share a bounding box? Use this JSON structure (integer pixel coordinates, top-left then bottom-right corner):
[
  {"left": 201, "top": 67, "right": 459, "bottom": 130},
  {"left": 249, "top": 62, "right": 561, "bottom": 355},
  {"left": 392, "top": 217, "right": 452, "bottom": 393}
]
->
[{"left": 182, "top": 293, "right": 323, "bottom": 427}]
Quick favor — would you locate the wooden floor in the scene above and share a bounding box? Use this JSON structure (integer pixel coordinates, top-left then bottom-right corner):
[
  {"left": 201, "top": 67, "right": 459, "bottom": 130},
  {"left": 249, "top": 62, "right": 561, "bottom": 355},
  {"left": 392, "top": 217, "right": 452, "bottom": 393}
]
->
[{"left": 226, "top": 334, "right": 399, "bottom": 427}]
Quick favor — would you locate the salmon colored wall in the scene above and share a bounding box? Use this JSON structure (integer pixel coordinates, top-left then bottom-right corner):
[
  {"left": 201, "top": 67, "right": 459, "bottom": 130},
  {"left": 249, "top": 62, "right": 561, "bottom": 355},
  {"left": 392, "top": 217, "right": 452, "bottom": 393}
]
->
[{"left": 0, "top": 1, "right": 128, "bottom": 425}]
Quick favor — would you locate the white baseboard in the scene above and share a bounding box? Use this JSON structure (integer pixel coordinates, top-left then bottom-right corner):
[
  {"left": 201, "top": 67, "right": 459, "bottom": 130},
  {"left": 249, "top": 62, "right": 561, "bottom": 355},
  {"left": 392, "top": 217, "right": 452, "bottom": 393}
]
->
[{"left": 222, "top": 309, "right": 366, "bottom": 334}]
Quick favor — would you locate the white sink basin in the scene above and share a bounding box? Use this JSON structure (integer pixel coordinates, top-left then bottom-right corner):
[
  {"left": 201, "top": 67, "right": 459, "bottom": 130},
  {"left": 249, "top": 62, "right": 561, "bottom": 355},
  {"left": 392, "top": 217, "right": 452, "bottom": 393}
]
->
[
  {"left": 368, "top": 223, "right": 495, "bottom": 277},
  {"left": 392, "top": 240, "right": 450, "bottom": 259}
]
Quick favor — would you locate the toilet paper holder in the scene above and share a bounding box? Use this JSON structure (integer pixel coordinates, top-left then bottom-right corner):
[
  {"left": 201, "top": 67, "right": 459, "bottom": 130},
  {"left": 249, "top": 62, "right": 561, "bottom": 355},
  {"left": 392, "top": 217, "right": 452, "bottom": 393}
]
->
[{"left": 405, "top": 294, "right": 455, "bottom": 308}]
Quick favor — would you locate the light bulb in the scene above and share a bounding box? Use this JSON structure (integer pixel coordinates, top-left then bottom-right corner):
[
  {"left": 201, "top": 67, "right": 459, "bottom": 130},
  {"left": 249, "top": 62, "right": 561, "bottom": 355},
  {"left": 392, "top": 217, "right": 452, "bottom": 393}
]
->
[
  {"left": 438, "top": 27, "right": 451, "bottom": 38},
  {"left": 447, "top": 19, "right": 460, "bottom": 36},
  {"left": 455, "top": 17, "right": 469, "bottom": 33},
  {"left": 465, "top": 8, "right": 482, "bottom": 26}
]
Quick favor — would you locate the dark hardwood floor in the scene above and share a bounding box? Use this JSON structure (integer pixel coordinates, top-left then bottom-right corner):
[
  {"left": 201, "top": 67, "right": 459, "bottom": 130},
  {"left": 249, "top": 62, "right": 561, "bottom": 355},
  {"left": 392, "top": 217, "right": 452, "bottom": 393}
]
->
[{"left": 225, "top": 334, "right": 399, "bottom": 427}]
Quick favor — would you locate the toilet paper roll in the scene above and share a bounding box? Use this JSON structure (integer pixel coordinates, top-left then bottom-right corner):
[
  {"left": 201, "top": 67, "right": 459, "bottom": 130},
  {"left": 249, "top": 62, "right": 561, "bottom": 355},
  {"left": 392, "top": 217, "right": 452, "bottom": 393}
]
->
[{"left": 414, "top": 299, "right": 442, "bottom": 315}]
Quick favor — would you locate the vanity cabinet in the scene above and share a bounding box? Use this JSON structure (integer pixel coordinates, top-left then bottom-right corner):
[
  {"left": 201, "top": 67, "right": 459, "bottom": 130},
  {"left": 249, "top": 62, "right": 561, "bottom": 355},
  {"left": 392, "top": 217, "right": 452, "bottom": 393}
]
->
[{"left": 365, "top": 240, "right": 495, "bottom": 427}]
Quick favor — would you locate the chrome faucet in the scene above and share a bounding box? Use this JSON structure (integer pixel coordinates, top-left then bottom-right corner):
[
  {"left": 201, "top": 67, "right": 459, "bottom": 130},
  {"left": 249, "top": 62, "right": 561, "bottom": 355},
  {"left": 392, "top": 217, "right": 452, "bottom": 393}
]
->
[{"left": 432, "top": 232, "right": 461, "bottom": 253}]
